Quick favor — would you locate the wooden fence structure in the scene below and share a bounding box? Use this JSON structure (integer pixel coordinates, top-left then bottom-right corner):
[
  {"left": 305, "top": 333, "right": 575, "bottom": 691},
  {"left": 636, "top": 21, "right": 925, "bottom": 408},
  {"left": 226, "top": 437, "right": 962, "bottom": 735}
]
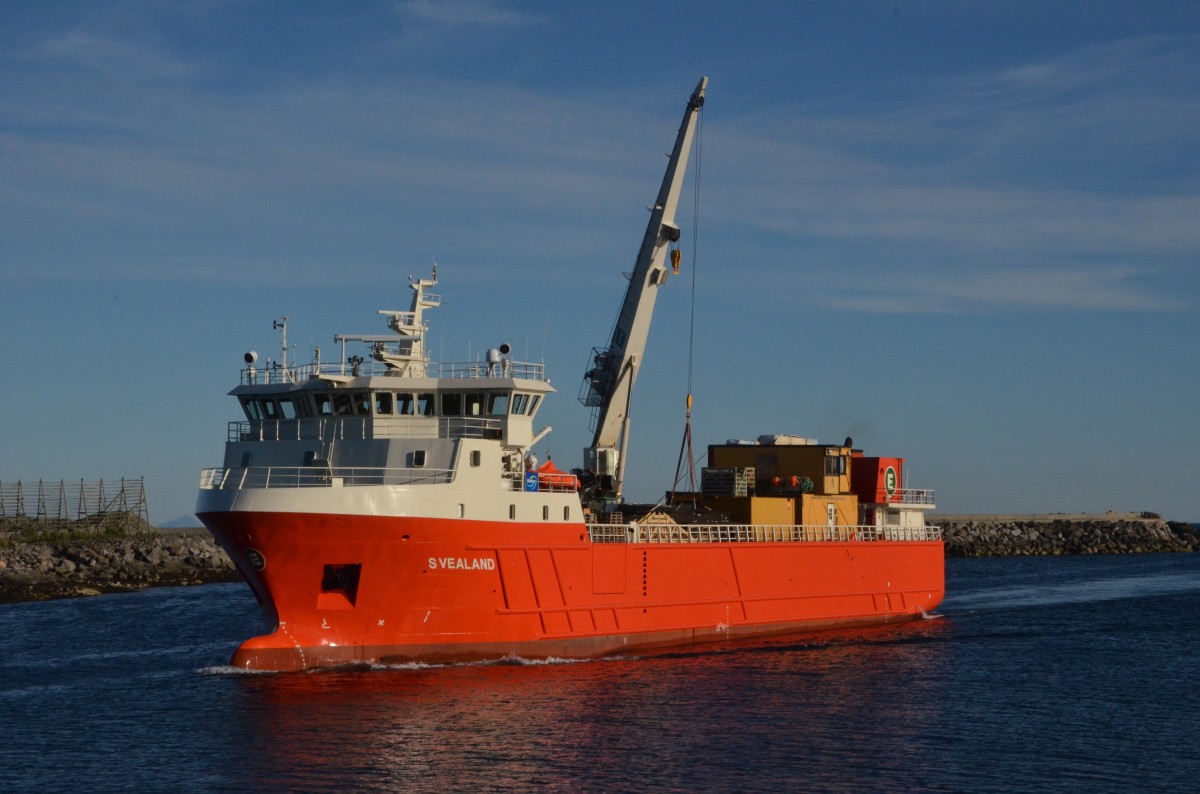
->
[{"left": 0, "top": 477, "right": 151, "bottom": 538}]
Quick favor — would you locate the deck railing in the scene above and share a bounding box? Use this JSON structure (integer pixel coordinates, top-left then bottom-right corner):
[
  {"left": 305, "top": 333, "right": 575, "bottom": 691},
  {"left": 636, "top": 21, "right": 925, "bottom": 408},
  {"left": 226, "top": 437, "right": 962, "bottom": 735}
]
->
[
  {"left": 199, "top": 466, "right": 453, "bottom": 490},
  {"left": 228, "top": 416, "right": 503, "bottom": 443},
  {"left": 240, "top": 358, "right": 547, "bottom": 385},
  {"left": 887, "top": 489, "right": 936, "bottom": 506},
  {"left": 587, "top": 522, "right": 942, "bottom": 544}
]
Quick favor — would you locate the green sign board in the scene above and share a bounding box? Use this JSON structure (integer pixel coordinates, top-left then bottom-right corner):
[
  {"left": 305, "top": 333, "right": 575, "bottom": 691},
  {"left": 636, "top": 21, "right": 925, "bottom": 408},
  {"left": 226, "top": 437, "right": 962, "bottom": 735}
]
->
[{"left": 884, "top": 466, "right": 897, "bottom": 497}]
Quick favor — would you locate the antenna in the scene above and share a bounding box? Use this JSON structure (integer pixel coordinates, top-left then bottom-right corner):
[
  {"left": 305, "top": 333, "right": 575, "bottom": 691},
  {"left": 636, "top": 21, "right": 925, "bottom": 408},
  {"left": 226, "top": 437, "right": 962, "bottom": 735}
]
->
[{"left": 273, "top": 317, "right": 289, "bottom": 375}]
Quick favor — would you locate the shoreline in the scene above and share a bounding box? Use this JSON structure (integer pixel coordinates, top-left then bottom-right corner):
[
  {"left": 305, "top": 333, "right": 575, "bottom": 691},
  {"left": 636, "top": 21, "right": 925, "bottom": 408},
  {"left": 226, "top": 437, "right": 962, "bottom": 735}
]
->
[
  {"left": 2, "top": 514, "right": 1196, "bottom": 604},
  {"left": 933, "top": 512, "right": 1199, "bottom": 557},
  {"left": 0, "top": 529, "right": 240, "bottom": 604}
]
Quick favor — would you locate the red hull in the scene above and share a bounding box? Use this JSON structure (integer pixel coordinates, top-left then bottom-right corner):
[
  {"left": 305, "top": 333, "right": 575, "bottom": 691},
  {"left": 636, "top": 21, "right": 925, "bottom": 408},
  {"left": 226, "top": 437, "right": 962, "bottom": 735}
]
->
[{"left": 201, "top": 511, "right": 945, "bottom": 671}]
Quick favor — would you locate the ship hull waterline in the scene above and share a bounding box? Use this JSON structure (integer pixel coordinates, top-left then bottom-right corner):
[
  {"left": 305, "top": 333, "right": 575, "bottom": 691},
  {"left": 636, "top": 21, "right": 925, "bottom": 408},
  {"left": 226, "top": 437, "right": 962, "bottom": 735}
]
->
[{"left": 200, "top": 510, "right": 945, "bottom": 673}]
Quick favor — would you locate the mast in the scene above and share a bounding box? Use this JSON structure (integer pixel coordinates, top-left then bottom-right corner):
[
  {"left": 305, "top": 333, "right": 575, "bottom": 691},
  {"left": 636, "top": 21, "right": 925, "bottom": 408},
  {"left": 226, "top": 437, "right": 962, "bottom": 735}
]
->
[
  {"left": 369, "top": 265, "right": 440, "bottom": 377},
  {"left": 580, "top": 77, "right": 707, "bottom": 510}
]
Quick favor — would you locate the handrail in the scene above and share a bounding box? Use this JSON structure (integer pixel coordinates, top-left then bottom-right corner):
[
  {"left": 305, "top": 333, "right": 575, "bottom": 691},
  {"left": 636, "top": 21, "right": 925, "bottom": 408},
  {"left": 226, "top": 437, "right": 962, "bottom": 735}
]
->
[
  {"left": 437, "top": 417, "right": 503, "bottom": 439},
  {"left": 198, "top": 466, "right": 453, "bottom": 490},
  {"left": 227, "top": 416, "right": 503, "bottom": 442},
  {"left": 887, "top": 489, "right": 936, "bottom": 506},
  {"left": 587, "top": 522, "right": 942, "bottom": 544},
  {"left": 240, "top": 358, "right": 547, "bottom": 385}
]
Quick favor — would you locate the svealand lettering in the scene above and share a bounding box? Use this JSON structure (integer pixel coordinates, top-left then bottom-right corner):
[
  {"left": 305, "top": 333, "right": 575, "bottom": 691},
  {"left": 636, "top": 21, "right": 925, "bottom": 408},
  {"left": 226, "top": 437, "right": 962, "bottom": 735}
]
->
[{"left": 428, "top": 556, "right": 496, "bottom": 571}]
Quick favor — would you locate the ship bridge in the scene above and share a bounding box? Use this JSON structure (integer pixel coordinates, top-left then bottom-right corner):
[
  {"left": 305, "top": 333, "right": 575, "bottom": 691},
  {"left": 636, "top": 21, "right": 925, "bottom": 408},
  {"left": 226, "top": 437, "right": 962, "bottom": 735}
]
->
[
  {"left": 210, "top": 266, "right": 558, "bottom": 497},
  {"left": 226, "top": 264, "right": 552, "bottom": 451},
  {"left": 228, "top": 360, "right": 552, "bottom": 449}
]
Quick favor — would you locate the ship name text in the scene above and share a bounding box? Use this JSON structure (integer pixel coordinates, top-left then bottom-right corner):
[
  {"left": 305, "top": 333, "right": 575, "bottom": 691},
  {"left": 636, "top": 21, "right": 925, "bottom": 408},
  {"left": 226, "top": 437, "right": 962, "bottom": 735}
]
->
[{"left": 429, "top": 556, "right": 496, "bottom": 571}]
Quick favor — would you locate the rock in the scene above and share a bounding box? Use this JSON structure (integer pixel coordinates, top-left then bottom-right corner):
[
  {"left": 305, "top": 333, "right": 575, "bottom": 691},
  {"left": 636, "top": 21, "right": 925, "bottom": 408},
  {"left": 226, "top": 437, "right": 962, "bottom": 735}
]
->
[
  {"left": 0, "top": 530, "right": 241, "bottom": 603},
  {"left": 934, "top": 513, "right": 1197, "bottom": 557}
]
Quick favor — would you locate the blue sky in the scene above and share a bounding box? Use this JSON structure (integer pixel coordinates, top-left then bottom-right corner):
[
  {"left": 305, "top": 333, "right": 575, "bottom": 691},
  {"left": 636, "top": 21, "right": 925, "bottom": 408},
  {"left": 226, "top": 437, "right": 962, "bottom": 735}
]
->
[{"left": 2, "top": 1, "right": 1198, "bottom": 523}]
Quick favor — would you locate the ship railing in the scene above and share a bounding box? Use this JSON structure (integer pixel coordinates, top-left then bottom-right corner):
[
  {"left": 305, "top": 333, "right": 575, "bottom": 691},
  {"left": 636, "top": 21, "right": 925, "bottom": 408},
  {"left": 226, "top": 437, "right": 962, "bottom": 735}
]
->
[
  {"left": 425, "top": 360, "right": 547, "bottom": 381},
  {"left": 587, "top": 523, "right": 943, "bottom": 544},
  {"left": 230, "top": 420, "right": 318, "bottom": 442},
  {"left": 198, "top": 466, "right": 453, "bottom": 490},
  {"left": 228, "top": 416, "right": 503, "bottom": 442},
  {"left": 438, "top": 417, "right": 504, "bottom": 439},
  {"left": 239, "top": 358, "right": 547, "bottom": 385},
  {"left": 886, "top": 489, "right": 936, "bottom": 506}
]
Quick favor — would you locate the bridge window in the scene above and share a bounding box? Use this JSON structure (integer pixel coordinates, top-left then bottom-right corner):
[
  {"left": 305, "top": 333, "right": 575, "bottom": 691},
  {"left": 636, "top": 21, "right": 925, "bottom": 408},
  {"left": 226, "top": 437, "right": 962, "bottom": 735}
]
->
[
  {"left": 353, "top": 392, "right": 371, "bottom": 415},
  {"left": 825, "top": 455, "right": 847, "bottom": 476},
  {"left": 279, "top": 397, "right": 297, "bottom": 420},
  {"left": 417, "top": 393, "right": 435, "bottom": 416},
  {"left": 528, "top": 395, "right": 541, "bottom": 416},
  {"left": 511, "top": 394, "right": 529, "bottom": 415},
  {"left": 332, "top": 392, "right": 354, "bottom": 416},
  {"left": 260, "top": 399, "right": 279, "bottom": 420},
  {"left": 441, "top": 393, "right": 463, "bottom": 416},
  {"left": 315, "top": 393, "right": 334, "bottom": 416},
  {"left": 375, "top": 392, "right": 394, "bottom": 415},
  {"left": 465, "top": 393, "right": 485, "bottom": 417},
  {"left": 488, "top": 393, "right": 509, "bottom": 415},
  {"left": 396, "top": 393, "right": 415, "bottom": 415},
  {"left": 241, "top": 398, "right": 263, "bottom": 421}
]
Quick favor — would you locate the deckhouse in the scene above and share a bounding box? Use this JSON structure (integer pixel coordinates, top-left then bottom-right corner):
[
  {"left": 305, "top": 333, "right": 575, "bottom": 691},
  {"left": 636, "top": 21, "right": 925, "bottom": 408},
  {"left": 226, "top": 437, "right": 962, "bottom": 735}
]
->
[{"left": 203, "top": 267, "right": 575, "bottom": 525}]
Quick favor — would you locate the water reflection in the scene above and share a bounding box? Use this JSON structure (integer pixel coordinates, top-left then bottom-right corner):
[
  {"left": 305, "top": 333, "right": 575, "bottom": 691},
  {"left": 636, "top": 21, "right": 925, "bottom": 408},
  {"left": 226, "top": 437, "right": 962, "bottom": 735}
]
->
[{"left": 227, "top": 620, "right": 952, "bottom": 791}]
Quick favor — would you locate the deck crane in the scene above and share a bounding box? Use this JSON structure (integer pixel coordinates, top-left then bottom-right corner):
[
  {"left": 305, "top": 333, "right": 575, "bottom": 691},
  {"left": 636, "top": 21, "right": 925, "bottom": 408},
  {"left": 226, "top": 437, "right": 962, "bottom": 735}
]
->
[{"left": 578, "top": 77, "right": 707, "bottom": 512}]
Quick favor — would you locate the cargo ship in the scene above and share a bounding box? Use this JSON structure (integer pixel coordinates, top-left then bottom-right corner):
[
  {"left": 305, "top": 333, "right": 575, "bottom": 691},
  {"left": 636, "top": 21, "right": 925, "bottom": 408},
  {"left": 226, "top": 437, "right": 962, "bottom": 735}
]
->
[{"left": 197, "top": 77, "right": 944, "bottom": 671}]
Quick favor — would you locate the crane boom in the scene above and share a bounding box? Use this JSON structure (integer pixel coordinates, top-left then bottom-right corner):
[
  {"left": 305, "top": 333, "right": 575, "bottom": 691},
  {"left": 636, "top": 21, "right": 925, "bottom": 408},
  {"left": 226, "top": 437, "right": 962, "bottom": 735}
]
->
[{"left": 580, "top": 77, "right": 707, "bottom": 509}]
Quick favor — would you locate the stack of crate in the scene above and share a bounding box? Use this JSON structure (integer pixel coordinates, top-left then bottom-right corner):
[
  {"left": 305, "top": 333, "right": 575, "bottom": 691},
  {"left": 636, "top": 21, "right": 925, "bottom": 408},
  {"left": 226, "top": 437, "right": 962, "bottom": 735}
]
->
[{"left": 701, "top": 467, "right": 755, "bottom": 497}]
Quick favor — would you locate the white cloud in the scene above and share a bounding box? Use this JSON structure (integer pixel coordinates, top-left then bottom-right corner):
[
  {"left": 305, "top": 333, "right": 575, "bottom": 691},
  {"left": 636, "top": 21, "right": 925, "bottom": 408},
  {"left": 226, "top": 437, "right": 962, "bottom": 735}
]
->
[
  {"left": 395, "top": 0, "right": 548, "bottom": 27},
  {"left": 819, "top": 265, "right": 1189, "bottom": 314},
  {"left": 19, "top": 29, "right": 197, "bottom": 81},
  {"left": 1, "top": 15, "right": 1196, "bottom": 314},
  {"left": 697, "top": 35, "right": 1200, "bottom": 313}
]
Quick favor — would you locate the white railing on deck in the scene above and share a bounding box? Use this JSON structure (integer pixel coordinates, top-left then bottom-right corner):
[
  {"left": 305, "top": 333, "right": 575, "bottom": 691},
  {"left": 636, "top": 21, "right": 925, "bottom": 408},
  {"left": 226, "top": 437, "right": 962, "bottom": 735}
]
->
[
  {"left": 587, "top": 523, "right": 942, "bottom": 544},
  {"left": 240, "top": 359, "right": 547, "bottom": 385},
  {"left": 887, "top": 489, "right": 936, "bottom": 506},
  {"left": 199, "top": 466, "right": 453, "bottom": 490},
  {"left": 228, "top": 416, "right": 503, "bottom": 443}
]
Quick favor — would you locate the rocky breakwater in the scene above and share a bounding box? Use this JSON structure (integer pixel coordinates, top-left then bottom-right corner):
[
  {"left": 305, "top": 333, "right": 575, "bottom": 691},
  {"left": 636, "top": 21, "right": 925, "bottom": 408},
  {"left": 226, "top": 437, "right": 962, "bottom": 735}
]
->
[
  {"left": 0, "top": 530, "right": 240, "bottom": 603},
  {"left": 935, "top": 512, "right": 1199, "bottom": 557}
]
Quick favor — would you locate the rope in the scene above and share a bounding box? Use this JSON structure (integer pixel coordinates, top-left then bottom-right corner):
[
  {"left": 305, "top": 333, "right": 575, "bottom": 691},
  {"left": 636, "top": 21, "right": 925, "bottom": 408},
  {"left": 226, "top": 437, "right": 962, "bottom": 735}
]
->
[{"left": 671, "top": 108, "right": 703, "bottom": 498}]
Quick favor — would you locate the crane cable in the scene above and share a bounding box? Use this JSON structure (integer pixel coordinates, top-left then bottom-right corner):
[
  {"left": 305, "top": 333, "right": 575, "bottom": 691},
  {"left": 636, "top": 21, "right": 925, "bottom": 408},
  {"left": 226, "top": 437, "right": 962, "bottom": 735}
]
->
[{"left": 671, "top": 107, "right": 703, "bottom": 499}]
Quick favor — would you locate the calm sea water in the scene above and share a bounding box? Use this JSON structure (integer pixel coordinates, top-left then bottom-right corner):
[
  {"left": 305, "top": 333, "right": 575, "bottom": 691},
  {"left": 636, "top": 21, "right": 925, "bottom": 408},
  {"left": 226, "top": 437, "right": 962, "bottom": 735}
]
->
[{"left": 3, "top": 552, "right": 1198, "bottom": 793}]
